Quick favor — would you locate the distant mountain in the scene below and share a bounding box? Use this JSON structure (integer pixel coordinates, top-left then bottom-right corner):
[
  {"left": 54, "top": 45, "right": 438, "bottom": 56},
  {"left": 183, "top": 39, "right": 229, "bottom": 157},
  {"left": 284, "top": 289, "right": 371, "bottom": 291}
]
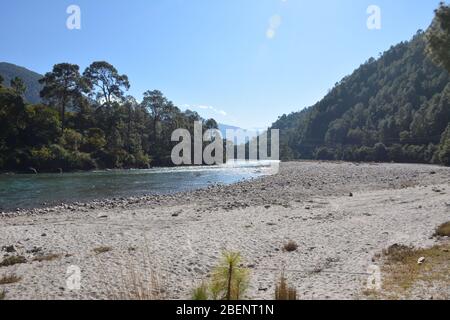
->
[
  {"left": 218, "top": 124, "right": 241, "bottom": 137},
  {"left": 271, "top": 31, "right": 450, "bottom": 165},
  {"left": 0, "top": 62, "right": 43, "bottom": 104}
]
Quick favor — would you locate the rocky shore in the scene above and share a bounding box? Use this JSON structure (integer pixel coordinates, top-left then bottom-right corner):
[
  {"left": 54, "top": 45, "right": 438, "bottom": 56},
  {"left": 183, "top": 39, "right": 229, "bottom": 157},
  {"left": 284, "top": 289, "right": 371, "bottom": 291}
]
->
[{"left": 0, "top": 161, "right": 449, "bottom": 300}]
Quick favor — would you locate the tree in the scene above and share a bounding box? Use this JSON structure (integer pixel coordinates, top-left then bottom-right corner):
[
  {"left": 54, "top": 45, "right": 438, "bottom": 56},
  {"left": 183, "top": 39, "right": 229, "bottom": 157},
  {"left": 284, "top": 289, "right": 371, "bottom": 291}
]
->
[
  {"left": 426, "top": 2, "right": 450, "bottom": 72},
  {"left": 437, "top": 124, "right": 450, "bottom": 165},
  {"left": 205, "top": 119, "right": 218, "bottom": 130},
  {"left": 0, "top": 74, "right": 4, "bottom": 86},
  {"left": 83, "top": 61, "right": 130, "bottom": 106},
  {"left": 0, "top": 87, "right": 28, "bottom": 169},
  {"left": 82, "top": 128, "right": 107, "bottom": 153},
  {"left": 272, "top": 29, "right": 450, "bottom": 165},
  {"left": 23, "top": 104, "right": 60, "bottom": 147},
  {"left": 39, "top": 63, "right": 87, "bottom": 133},
  {"left": 141, "top": 90, "right": 168, "bottom": 146},
  {"left": 10, "top": 77, "right": 26, "bottom": 96}
]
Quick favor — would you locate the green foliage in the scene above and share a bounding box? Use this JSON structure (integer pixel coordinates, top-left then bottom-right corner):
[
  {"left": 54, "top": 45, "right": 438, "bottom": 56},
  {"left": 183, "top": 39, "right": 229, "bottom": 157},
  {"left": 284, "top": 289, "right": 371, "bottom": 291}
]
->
[
  {"left": 426, "top": 2, "right": 450, "bottom": 72},
  {"left": 211, "top": 252, "right": 249, "bottom": 300},
  {"left": 39, "top": 63, "right": 88, "bottom": 133},
  {"left": 10, "top": 77, "right": 26, "bottom": 96},
  {"left": 437, "top": 124, "right": 450, "bottom": 165},
  {"left": 61, "top": 129, "right": 82, "bottom": 152},
  {"left": 83, "top": 61, "right": 130, "bottom": 105},
  {"left": 272, "top": 29, "right": 450, "bottom": 166},
  {"left": 0, "top": 60, "right": 216, "bottom": 172},
  {"left": 191, "top": 251, "right": 250, "bottom": 301},
  {"left": 192, "top": 283, "right": 209, "bottom": 300}
]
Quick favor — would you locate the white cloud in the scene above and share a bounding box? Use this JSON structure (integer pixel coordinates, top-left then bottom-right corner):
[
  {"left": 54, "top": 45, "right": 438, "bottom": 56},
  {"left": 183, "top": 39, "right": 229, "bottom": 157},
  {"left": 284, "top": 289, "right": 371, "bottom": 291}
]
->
[
  {"left": 183, "top": 104, "right": 227, "bottom": 117},
  {"left": 266, "top": 14, "right": 282, "bottom": 39}
]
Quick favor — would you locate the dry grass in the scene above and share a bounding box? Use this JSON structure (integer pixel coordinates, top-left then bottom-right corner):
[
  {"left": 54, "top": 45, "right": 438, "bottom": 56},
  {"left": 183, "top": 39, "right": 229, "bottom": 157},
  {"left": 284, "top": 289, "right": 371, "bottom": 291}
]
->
[
  {"left": 0, "top": 289, "right": 5, "bottom": 300},
  {"left": 435, "top": 221, "right": 450, "bottom": 237},
  {"left": 116, "top": 265, "right": 165, "bottom": 300},
  {"left": 0, "top": 274, "right": 22, "bottom": 285},
  {"left": 0, "top": 256, "right": 27, "bottom": 267},
  {"left": 93, "top": 246, "right": 112, "bottom": 255},
  {"left": 101, "top": 245, "right": 166, "bottom": 300},
  {"left": 33, "top": 254, "right": 62, "bottom": 263},
  {"left": 275, "top": 270, "right": 297, "bottom": 300},
  {"left": 283, "top": 240, "right": 299, "bottom": 252},
  {"left": 192, "top": 282, "right": 209, "bottom": 300},
  {"left": 371, "top": 242, "right": 450, "bottom": 299}
]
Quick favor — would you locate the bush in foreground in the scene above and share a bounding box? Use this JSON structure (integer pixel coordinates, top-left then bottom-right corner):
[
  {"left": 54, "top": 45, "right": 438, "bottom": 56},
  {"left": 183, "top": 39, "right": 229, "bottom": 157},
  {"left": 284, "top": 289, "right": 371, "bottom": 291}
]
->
[{"left": 192, "top": 251, "right": 249, "bottom": 300}]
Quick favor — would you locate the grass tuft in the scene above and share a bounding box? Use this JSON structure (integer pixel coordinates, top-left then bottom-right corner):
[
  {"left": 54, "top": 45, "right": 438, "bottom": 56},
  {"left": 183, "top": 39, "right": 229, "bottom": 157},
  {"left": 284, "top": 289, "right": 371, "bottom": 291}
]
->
[
  {"left": 0, "top": 256, "right": 27, "bottom": 267},
  {"left": 0, "top": 274, "right": 22, "bottom": 285},
  {"left": 275, "top": 270, "right": 297, "bottom": 300},
  {"left": 435, "top": 221, "right": 450, "bottom": 237},
  {"left": 283, "top": 240, "right": 299, "bottom": 252},
  {"left": 93, "top": 246, "right": 112, "bottom": 255},
  {"left": 192, "top": 282, "right": 209, "bottom": 300},
  {"left": 374, "top": 242, "right": 450, "bottom": 299},
  {"left": 0, "top": 289, "right": 5, "bottom": 300},
  {"left": 33, "top": 254, "right": 62, "bottom": 263}
]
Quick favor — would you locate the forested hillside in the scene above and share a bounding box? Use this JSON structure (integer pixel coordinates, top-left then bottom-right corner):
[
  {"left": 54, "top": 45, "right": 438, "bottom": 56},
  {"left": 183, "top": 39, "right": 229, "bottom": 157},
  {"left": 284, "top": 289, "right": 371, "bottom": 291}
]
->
[
  {"left": 0, "top": 61, "right": 218, "bottom": 172},
  {"left": 272, "top": 29, "right": 450, "bottom": 165},
  {"left": 0, "top": 62, "right": 43, "bottom": 104}
]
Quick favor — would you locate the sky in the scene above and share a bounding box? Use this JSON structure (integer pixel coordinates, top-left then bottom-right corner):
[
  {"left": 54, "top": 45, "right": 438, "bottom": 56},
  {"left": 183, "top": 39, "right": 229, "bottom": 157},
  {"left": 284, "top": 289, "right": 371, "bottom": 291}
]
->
[{"left": 0, "top": 0, "right": 443, "bottom": 129}]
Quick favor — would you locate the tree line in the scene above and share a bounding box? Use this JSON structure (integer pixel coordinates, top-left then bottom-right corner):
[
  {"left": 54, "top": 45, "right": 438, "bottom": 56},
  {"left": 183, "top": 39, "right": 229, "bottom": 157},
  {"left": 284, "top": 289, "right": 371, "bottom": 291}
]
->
[
  {"left": 271, "top": 3, "right": 450, "bottom": 166},
  {"left": 0, "top": 61, "right": 218, "bottom": 172}
]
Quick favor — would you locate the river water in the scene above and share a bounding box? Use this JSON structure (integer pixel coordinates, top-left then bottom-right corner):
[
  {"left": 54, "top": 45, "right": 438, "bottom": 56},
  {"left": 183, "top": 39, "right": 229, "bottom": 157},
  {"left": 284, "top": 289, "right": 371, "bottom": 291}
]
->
[{"left": 0, "top": 161, "right": 276, "bottom": 211}]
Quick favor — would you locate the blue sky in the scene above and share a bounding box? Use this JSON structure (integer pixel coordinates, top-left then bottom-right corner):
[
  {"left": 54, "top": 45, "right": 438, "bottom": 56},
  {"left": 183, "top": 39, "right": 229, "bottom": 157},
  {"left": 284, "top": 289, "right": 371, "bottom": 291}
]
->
[{"left": 0, "top": 0, "right": 443, "bottom": 129}]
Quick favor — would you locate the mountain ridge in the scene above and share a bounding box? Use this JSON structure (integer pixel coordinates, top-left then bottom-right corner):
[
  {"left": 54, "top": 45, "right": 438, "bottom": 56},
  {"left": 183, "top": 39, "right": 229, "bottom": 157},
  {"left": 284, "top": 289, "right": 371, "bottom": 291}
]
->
[
  {"left": 271, "top": 30, "right": 450, "bottom": 165},
  {"left": 0, "top": 62, "right": 43, "bottom": 104}
]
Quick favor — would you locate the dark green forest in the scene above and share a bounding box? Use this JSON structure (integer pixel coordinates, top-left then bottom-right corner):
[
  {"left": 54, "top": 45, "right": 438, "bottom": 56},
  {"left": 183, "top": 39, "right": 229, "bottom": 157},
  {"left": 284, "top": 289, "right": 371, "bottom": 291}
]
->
[
  {"left": 271, "top": 4, "right": 450, "bottom": 166},
  {"left": 0, "top": 61, "right": 218, "bottom": 172}
]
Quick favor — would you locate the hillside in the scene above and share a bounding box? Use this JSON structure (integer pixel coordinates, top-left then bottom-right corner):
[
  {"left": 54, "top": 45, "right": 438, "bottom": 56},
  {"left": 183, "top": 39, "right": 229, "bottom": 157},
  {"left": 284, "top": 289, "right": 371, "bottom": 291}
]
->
[
  {"left": 0, "top": 62, "right": 43, "bottom": 104},
  {"left": 272, "top": 31, "right": 450, "bottom": 165}
]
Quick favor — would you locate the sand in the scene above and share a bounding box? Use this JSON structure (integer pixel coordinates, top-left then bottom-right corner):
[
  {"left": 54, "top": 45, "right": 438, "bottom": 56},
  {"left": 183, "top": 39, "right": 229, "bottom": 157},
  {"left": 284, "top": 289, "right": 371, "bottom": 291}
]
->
[{"left": 0, "top": 161, "right": 449, "bottom": 300}]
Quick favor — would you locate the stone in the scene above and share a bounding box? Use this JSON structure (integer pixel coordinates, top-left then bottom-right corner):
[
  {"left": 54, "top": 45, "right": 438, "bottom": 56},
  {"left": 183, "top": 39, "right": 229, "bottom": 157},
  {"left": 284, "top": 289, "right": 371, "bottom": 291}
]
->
[{"left": 2, "top": 245, "right": 16, "bottom": 253}]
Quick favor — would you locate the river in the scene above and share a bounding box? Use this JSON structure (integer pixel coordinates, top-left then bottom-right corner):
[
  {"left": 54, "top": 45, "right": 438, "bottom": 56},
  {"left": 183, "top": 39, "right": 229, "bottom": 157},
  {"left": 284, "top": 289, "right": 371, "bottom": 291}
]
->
[{"left": 0, "top": 161, "right": 276, "bottom": 211}]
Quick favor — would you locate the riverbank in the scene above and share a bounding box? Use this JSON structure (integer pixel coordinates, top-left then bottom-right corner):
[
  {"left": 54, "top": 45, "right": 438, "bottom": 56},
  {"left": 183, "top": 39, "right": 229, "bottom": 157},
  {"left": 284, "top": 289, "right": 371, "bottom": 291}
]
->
[{"left": 0, "top": 161, "right": 449, "bottom": 300}]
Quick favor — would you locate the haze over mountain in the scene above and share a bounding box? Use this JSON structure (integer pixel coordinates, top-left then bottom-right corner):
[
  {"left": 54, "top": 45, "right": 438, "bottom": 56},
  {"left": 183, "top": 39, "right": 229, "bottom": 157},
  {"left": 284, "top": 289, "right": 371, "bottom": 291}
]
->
[
  {"left": 0, "top": 62, "right": 43, "bottom": 104},
  {"left": 271, "top": 31, "right": 450, "bottom": 165}
]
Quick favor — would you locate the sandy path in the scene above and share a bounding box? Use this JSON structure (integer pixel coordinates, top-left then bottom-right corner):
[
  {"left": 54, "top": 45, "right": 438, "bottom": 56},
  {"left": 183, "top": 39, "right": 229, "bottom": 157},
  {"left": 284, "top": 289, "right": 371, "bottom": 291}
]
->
[{"left": 0, "top": 162, "right": 449, "bottom": 300}]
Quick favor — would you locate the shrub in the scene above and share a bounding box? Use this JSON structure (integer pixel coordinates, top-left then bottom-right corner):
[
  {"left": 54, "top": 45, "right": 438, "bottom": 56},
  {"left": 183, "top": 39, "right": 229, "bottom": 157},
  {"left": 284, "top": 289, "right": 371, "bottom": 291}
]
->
[
  {"left": 283, "top": 240, "right": 299, "bottom": 252},
  {"left": 61, "top": 129, "right": 83, "bottom": 152},
  {"left": 67, "top": 152, "right": 96, "bottom": 171},
  {"left": 437, "top": 124, "right": 450, "bottom": 166},
  {"left": 275, "top": 270, "right": 297, "bottom": 300},
  {"left": 33, "top": 254, "right": 62, "bottom": 262},
  {"left": 191, "top": 251, "right": 250, "bottom": 300},
  {"left": 0, "top": 274, "right": 22, "bottom": 285},
  {"left": 82, "top": 128, "right": 107, "bottom": 153},
  {"left": 192, "top": 283, "right": 209, "bottom": 300},
  {"left": 315, "top": 147, "right": 335, "bottom": 160},
  {"left": 0, "top": 256, "right": 27, "bottom": 267},
  {"left": 435, "top": 221, "right": 450, "bottom": 237},
  {"left": 210, "top": 252, "right": 249, "bottom": 300}
]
